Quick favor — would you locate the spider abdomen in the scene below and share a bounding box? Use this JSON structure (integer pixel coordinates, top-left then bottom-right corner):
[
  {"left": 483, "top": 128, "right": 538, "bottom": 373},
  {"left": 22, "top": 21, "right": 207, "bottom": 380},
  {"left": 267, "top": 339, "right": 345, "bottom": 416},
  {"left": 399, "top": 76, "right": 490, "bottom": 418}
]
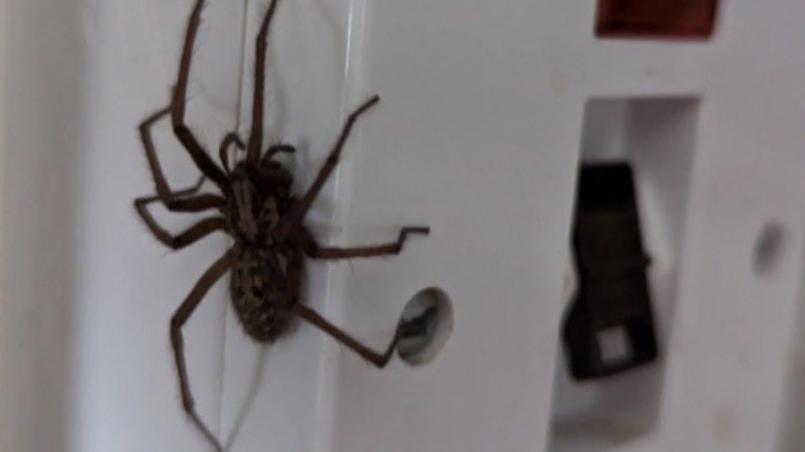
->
[{"left": 229, "top": 249, "right": 291, "bottom": 342}]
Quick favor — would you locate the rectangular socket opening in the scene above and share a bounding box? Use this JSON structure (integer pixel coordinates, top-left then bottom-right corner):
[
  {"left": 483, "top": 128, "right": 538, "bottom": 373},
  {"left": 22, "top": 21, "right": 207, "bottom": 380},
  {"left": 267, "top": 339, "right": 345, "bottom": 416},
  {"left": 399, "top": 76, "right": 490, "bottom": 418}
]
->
[{"left": 550, "top": 97, "right": 700, "bottom": 451}]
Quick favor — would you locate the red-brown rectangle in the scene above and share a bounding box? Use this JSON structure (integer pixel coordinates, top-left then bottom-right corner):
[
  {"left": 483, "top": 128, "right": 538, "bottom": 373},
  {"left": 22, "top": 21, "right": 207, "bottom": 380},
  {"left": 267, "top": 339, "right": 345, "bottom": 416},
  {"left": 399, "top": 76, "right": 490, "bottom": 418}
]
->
[{"left": 596, "top": 0, "right": 718, "bottom": 39}]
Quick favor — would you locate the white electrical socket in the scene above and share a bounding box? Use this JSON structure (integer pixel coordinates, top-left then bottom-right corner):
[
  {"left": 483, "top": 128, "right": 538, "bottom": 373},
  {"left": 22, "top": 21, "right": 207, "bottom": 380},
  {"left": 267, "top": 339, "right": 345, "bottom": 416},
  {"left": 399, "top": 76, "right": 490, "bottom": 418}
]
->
[{"left": 2, "top": 1, "right": 805, "bottom": 452}]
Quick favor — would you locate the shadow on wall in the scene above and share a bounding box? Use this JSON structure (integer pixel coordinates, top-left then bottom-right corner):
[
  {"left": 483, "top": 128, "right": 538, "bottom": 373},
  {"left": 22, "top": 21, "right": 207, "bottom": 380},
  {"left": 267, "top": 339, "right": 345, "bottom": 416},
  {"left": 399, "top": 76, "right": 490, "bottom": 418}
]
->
[{"left": 0, "top": 0, "right": 88, "bottom": 450}]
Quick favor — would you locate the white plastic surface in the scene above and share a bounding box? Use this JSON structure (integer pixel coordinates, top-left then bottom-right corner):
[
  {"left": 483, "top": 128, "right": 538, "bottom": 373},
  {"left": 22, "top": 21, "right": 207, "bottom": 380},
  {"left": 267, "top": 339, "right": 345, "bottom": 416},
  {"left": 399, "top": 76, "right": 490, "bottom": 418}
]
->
[{"left": 2, "top": 1, "right": 805, "bottom": 451}]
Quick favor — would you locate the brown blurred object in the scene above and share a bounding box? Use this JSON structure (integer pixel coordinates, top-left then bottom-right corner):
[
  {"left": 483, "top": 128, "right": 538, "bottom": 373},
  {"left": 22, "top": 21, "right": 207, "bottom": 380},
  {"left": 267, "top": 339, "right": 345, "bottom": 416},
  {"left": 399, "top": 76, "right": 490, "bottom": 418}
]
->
[{"left": 596, "top": 0, "right": 718, "bottom": 38}]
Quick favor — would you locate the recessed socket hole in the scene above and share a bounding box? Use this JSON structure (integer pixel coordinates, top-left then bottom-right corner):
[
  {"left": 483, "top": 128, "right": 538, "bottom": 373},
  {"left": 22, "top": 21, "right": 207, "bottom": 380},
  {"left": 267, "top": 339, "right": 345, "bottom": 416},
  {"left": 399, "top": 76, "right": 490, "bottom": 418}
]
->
[
  {"left": 754, "top": 222, "right": 787, "bottom": 277},
  {"left": 397, "top": 288, "right": 453, "bottom": 366},
  {"left": 550, "top": 97, "right": 700, "bottom": 451}
]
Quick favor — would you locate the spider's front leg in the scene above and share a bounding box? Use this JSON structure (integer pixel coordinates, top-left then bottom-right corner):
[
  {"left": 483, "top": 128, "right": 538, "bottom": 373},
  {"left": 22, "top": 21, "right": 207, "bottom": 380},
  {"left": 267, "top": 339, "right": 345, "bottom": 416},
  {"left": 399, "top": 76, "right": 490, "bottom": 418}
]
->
[
  {"left": 170, "top": 0, "right": 230, "bottom": 190},
  {"left": 170, "top": 248, "right": 237, "bottom": 452},
  {"left": 246, "top": 0, "right": 281, "bottom": 165},
  {"left": 302, "top": 226, "right": 430, "bottom": 260}
]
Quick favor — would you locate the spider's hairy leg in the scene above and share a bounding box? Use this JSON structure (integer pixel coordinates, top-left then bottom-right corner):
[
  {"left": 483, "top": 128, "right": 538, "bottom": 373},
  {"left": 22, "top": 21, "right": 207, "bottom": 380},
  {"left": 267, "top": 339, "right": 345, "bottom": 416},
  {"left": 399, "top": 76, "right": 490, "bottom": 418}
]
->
[
  {"left": 169, "top": 0, "right": 230, "bottom": 190},
  {"left": 302, "top": 226, "right": 430, "bottom": 259},
  {"left": 139, "top": 107, "right": 226, "bottom": 211},
  {"left": 170, "top": 249, "right": 237, "bottom": 452},
  {"left": 219, "top": 132, "right": 246, "bottom": 174},
  {"left": 246, "top": 0, "right": 281, "bottom": 166},
  {"left": 273, "top": 96, "right": 380, "bottom": 240},
  {"left": 295, "top": 304, "right": 400, "bottom": 368},
  {"left": 284, "top": 248, "right": 398, "bottom": 367},
  {"left": 134, "top": 193, "right": 227, "bottom": 250}
]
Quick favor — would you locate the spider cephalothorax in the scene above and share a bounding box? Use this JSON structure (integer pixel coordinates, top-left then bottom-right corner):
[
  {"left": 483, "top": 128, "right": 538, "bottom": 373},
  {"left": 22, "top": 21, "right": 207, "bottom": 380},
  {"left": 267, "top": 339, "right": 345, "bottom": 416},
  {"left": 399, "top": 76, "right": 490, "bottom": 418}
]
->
[
  {"left": 133, "top": 1, "right": 429, "bottom": 450},
  {"left": 227, "top": 158, "right": 293, "bottom": 244}
]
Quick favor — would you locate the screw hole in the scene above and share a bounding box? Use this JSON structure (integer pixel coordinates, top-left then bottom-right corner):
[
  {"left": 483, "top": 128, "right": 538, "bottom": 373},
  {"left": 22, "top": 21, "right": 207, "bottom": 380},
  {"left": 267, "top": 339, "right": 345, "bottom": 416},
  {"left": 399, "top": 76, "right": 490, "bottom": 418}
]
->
[
  {"left": 397, "top": 288, "right": 453, "bottom": 366},
  {"left": 753, "top": 221, "right": 787, "bottom": 277}
]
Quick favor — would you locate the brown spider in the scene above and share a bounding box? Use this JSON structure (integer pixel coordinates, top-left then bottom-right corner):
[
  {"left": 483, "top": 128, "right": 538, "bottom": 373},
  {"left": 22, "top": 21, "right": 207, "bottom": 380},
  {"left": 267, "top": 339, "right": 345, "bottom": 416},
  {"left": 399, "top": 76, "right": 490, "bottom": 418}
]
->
[{"left": 133, "top": 0, "right": 429, "bottom": 449}]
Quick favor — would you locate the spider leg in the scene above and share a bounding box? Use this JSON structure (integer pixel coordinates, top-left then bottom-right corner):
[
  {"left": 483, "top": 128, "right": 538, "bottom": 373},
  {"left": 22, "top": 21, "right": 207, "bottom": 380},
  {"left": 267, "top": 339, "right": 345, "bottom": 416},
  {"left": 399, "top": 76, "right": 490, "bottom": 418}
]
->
[
  {"left": 170, "top": 249, "right": 237, "bottom": 452},
  {"left": 281, "top": 248, "right": 397, "bottom": 367},
  {"left": 135, "top": 201, "right": 227, "bottom": 251},
  {"left": 134, "top": 180, "right": 227, "bottom": 250},
  {"left": 273, "top": 96, "right": 380, "bottom": 240},
  {"left": 219, "top": 132, "right": 246, "bottom": 174},
  {"left": 134, "top": 173, "right": 222, "bottom": 212},
  {"left": 139, "top": 107, "right": 227, "bottom": 210},
  {"left": 246, "top": 0, "right": 281, "bottom": 165},
  {"left": 166, "top": 174, "right": 206, "bottom": 199},
  {"left": 295, "top": 304, "right": 400, "bottom": 368},
  {"left": 302, "top": 226, "right": 430, "bottom": 260},
  {"left": 170, "top": 0, "right": 230, "bottom": 190}
]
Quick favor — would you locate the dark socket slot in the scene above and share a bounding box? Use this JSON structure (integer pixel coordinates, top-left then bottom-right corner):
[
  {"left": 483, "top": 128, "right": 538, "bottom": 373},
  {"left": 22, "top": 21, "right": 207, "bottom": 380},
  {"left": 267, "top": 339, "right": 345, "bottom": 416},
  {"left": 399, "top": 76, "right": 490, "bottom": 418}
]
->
[{"left": 563, "top": 162, "right": 659, "bottom": 380}]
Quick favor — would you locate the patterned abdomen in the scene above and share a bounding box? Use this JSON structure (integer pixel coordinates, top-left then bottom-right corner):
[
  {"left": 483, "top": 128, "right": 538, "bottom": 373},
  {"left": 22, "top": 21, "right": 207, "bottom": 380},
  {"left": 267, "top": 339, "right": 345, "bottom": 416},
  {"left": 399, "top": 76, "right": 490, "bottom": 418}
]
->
[{"left": 229, "top": 249, "right": 290, "bottom": 342}]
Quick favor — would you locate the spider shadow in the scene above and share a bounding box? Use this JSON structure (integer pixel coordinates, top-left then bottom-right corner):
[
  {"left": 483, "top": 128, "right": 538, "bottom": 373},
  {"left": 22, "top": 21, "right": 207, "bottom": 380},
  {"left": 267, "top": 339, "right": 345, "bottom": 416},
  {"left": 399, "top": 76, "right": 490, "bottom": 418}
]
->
[{"left": 222, "top": 345, "right": 270, "bottom": 452}]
